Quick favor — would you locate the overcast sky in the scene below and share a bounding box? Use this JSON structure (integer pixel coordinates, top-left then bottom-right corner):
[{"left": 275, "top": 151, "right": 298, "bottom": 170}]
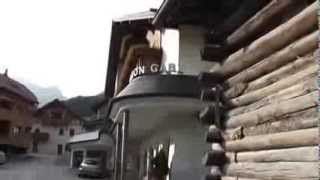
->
[{"left": 0, "top": 0, "right": 161, "bottom": 98}]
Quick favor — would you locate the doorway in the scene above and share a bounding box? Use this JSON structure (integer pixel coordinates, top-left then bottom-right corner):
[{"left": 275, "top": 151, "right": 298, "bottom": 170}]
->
[
  {"left": 73, "top": 150, "right": 84, "bottom": 168},
  {"left": 57, "top": 144, "right": 63, "bottom": 155}
]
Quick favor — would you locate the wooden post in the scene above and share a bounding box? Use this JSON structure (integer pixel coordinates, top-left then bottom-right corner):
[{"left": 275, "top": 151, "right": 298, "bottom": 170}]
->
[
  {"left": 120, "top": 111, "right": 129, "bottom": 180},
  {"left": 114, "top": 123, "right": 122, "bottom": 180}
]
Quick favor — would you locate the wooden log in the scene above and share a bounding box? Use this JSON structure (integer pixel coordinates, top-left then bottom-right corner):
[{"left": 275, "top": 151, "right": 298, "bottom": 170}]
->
[
  {"left": 226, "top": 0, "right": 305, "bottom": 51},
  {"left": 207, "top": 125, "right": 224, "bottom": 143},
  {"left": 236, "top": 146, "right": 318, "bottom": 162},
  {"left": 226, "top": 31, "right": 318, "bottom": 87},
  {"left": 211, "top": 2, "right": 317, "bottom": 78},
  {"left": 224, "top": 162, "right": 318, "bottom": 180},
  {"left": 205, "top": 174, "right": 221, "bottom": 180},
  {"left": 244, "top": 51, "right": 317, "bottom": 93},
  {"left": 224, "top": 83, "right": 248, "bottom": 100},
  {"left": 225, "top": 153, "right": 236, "bottom": 163},
  {"left": 227, "top": 76, "right": 316, "bottom": 116},
  {"left": 222, "top": 177, "right": 261, "bottom": 180},
  {"left": 226, "top": 91, "right": 317, "bottom": 128},
  {"left": 225, "top": 128, "right": 318, "bottom": 152},
  {"left": 228, "top": 64, "right": 317, "bottom": 107},
  {"left": 224, "top": 108, "right": 317, "bottom": 141},
  {"left": 207, "top": 0, "right": 269, "bottom": 43},
  {"left": 203, "top": 150, "right": 227, "bottom": 166}
]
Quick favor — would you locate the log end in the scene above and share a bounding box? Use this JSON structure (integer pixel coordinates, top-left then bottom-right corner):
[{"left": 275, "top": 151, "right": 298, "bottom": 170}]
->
[
  {"left": 198, "top": 72, "right": 225, "bottom": 87},
  {"left": 201, "top": 44, "right": 230, "bottom": 62},
  {"left": 203, "top": 150, "right": 227, "bottom": 166},
  {"left": 207, "top": 126, "right": 224, "bottom": 143},
  {"left": 204, "top": 174, "right": 222, "bottom": 180}
]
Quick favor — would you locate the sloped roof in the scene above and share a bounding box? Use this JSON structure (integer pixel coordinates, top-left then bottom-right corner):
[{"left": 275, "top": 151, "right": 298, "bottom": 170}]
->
[
  {"left": 0, "top": 73, "right": 38, "bottom": 104},
  {"left": 113, "top": 10, "right": 156, "bottom": 23},
  {"left": 36, "top": 99, "right": 84, "bottom": 121},
  {"left": 68, "top": 130, "right": 100, "bottom": 144}
]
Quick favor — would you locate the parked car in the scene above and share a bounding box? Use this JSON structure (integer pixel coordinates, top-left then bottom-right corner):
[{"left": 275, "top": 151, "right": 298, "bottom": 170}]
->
[
  {"left": 78, "top": 158, "right": 107, "bottom": 178},
  {"left": 0, "top": 151, "right": 6, "bottom": 165}
]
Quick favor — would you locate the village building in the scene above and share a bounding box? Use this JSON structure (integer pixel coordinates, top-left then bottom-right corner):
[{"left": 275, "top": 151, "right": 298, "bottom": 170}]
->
[
  {"left": 103, "top": 0, "right": 318, "bottom": 180},
  {"left": 0, "top": 70, "right": 38, "bottom": 154},
  {"left": 33, "top": 99, "right": 84, "bottom": 155},
  {"left": 66, "top": 99, "right": 114, "bottom": 171}
]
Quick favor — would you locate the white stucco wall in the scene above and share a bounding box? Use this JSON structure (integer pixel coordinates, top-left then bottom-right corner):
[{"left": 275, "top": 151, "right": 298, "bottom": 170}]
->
[
  {"left": 32, "top": 124, "right": 83, "bottom": 155},
  {"left": 160, "top": 25, "right": 219, "bottom": 76},
  {"left": 137, "top": 117, "right": 210, "bottom": 180},
  {"left": 178, "top": 25, "right": 218, "bottom": 75}
]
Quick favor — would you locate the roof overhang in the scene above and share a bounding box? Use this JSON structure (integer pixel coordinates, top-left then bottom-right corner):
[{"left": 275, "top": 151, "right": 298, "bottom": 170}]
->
[{"left": 67, "top": 131, "right": 114, "bottom": 150}]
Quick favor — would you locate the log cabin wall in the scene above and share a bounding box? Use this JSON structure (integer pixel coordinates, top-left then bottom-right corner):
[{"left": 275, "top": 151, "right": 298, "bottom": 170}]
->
[{"left": 207, "top": 1, "right": 319, "bottom": 180}]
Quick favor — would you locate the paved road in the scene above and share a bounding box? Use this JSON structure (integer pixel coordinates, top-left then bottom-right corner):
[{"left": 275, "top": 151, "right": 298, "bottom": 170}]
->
[{"left": 0, "top": 154, "right": 109, "bottom": 180}]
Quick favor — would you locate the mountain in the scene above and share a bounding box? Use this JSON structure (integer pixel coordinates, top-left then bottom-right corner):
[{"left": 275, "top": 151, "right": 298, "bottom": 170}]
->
[
  {"left": 64, "top": 93, "right": 105, "bottom": 117},
  {"left": 17, "top": 78, "right": 104, "bottom": 117},
  {"left": 18, "top": 79, "right": 66, "bottom": 106}
]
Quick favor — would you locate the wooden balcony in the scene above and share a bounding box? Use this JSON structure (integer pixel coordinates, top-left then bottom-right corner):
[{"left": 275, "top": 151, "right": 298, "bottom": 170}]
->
[{"left": 0, "top": 133, "right": 33, "bottom": 149}]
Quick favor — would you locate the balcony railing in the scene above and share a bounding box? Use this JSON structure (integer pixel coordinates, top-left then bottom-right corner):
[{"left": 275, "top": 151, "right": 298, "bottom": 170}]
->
[{"left": 0, "top": 133, "right": 33, "bottom": 148}]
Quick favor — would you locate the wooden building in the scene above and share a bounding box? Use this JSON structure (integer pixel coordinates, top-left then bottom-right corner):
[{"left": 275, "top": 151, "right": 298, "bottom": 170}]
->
[
  {"left": 104, "top": 1, "right": 318, "bottom": 180},
  {"left": 0, "top": 70, "right": 38, "bottom": 153},
  {"left": 33, "top": 99, "right": 84, "bottom": 155},
  {"left": 153, "top": 0, "right": 319, "bottom": 179}
]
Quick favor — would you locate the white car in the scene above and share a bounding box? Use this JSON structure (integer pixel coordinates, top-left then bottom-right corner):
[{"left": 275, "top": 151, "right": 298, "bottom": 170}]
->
[{"left": 0, "top": 151, "right": 6, "bottom": 165}]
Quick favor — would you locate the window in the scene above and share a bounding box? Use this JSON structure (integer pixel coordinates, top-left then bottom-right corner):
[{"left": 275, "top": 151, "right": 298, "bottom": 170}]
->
[
  {"left": 51, "top": 112, "right": 63, "bottom": 119},
  {"left": 57, "top": 144, "right": 63, "bottom": 155},
  {"left": 34, "top": 128, "right": 40, "bottom": 133},
  {"left": 25, "top": 127, "right": 32, "bottom": 133},
  {"left": 59, "top": 128, "right": 64, "bottom": 136},
  {"left": 13, "top": 127, "right": 19, "bottom": 135},
  {"left": 69, "top": 128, "right": 75, "bottom": 137},
  {"left": 0, "top": 99, "right": 13, "bottom": 110}
]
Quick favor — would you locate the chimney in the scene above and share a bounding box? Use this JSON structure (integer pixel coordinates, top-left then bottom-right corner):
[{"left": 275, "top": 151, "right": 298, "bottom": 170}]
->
[{"left": 4, "top": 69, "right": 8, "bottom": 77}]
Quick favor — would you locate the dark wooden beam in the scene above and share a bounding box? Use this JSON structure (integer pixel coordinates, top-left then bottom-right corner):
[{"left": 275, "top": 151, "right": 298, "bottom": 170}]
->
[
  {"left": 198, "top": 72, "right": 224, "bottom": 88},
  {"left": 203, "top": 150, "right": 227, "bottom": 166},
  {"left": 208, "top": 0, "right": 269, "bottom": 43},
  {"left": 201, "top": 44, "right": 230, "bottom": 62},
  {"left": 199, "top": 106, "right": 216, "bottom": 125},
  {"left": 206, "top": 125, "right": 224, "bottom": 143},
  {"left": 204, "top": 174, "right": 221, "bottom": 180}
]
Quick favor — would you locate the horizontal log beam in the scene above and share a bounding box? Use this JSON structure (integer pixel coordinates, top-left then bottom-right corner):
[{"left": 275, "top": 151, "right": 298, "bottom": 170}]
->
[
  {"left": 228, "top": 64, "right": 317, "bottom": 108},
  {"left": 226, "top": 0, "right": 303, "bottom": 52},
  {"left": 245, "top": 52, "right": 316, "bottom": 94},
  {"left": 236, "top": 146, "right": 318, "bottom": 162},
  {"left": 224, "top": 162, "right": 318, "bottom": 180},
  {"left": 225, "top": 128, "right": 318, "bottom": 152},
  {"left": 224, "top": 108, "right": 317, "bottom": 141},
  {"left": 207, "top": 0, "right": 269, "bottom": 43},
  {"left": 227, "top": 76, "right": 316, "bottom": 116},
  {"left": 222, "top": 177, "right": 261, "bottom": 180},
  {"left": 226, "top": 31, "right": 318, "bottom": 87},
  {"left": 226, "top": 91, "right": 317, "bottom": 128},
  {"left": 211, "top": 2, "right": 317, "bottom": 78}
]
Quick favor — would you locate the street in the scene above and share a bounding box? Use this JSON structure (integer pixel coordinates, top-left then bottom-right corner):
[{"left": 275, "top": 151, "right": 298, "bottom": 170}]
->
[{"left": 0, "top": 154, "right": 110, "bottom": 180}]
